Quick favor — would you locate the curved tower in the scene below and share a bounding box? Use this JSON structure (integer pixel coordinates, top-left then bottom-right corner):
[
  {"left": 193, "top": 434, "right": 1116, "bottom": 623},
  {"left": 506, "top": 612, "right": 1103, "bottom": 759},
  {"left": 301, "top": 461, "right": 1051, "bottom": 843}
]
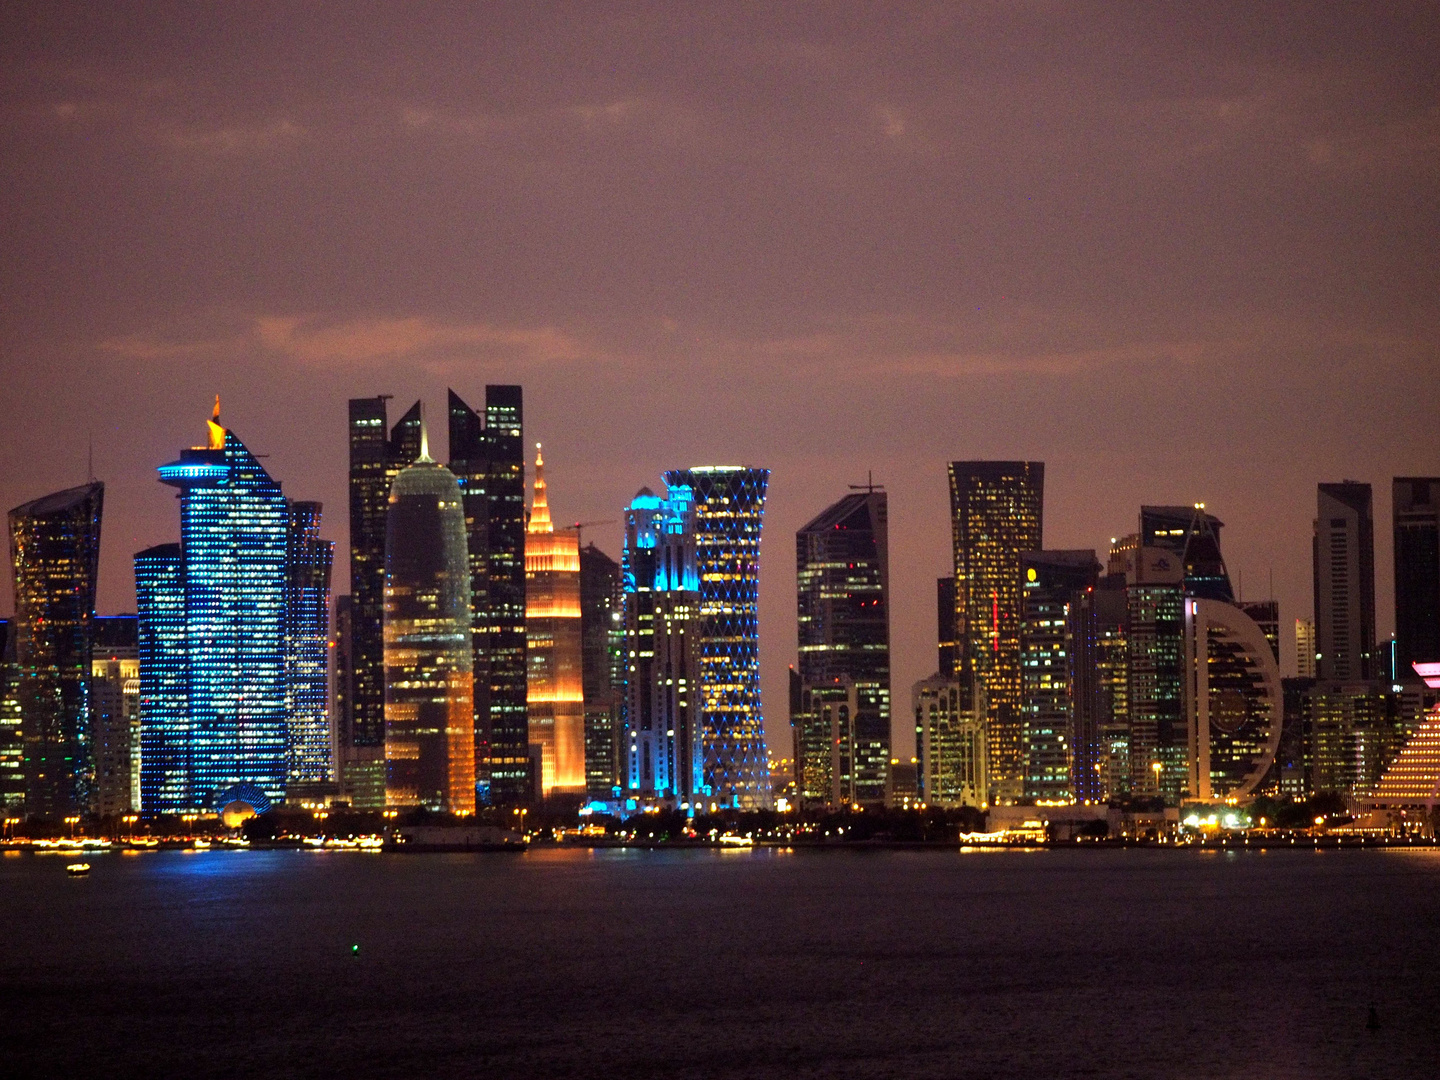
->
[
  {"left": 525, "top": 445, "right": 585, "bottom": 796},
  {"left": 384, "top": 425, "right": 475, "bottom": 813}
]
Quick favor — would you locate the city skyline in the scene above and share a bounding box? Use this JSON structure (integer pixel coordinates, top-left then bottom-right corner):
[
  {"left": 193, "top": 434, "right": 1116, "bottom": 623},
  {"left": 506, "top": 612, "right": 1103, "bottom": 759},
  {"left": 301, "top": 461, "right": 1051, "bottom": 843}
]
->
[{"left": 3, "top": 4, "right": 1439, "bottom": 763}]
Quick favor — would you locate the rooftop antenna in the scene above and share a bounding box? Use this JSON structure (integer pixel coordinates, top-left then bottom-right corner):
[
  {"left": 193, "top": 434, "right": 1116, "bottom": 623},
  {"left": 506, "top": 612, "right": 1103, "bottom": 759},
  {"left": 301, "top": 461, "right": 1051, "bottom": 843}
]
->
[
  {"left": 848, "top": 470, "right": 885, "bottom": 492},
  {"left": 86, "top": 431, "right": 94, "bottom": 483}
]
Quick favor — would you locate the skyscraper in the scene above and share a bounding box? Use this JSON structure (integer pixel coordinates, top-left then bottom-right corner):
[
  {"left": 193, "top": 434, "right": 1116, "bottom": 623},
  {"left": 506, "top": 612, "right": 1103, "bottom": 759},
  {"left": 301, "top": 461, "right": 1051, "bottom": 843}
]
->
[
  {"left": 0, "top": 620, "right": 22, "bottom": 811},
  {"left": 346, "top": 396, "right": 421, "bottom": 807},
  {"left": 448, "top": 386, "right": 529, "bottom": 805},
  {"left": 1313, "top": 482, "right": 1376, "bottom": 682},
  {"left": 579, "top": 542, "right": 624, "bottom": 798},
  {"left": 795, "top": 489, "right": 891, "bottom": 807},
  {"left": 662, "top": 467, "right": 771, "bottom": 809},
  {"left": 90, "top": 615, "right": 139, "bottom": 817},
  {"left": 285, "top": 501, "right": 334, "bottom": 784},
  {"left": 1020, "top": 550, "right": 1101, "bottom": 803},
  {"left": 383, "top": 432, "right": 475, "bottom": 814},
  {"left": 947, "top": 460, "right": 1043, "bottom": 805},
  {"left": 524, "top": 446, "right": 585, "bottom": 796},
  {"left": 1295, "top": 618, "right": 1317, "bottom": 679},
  {"left": 937, "top": 576, "right": 957, "bottom": 678},
  {"left": 8, "top": 481, "right": 103, "bottom": 820},
  {"left": 622, "top": 485, "right": 701, "bottom": 800},
  {"left": 1140, "top": 505, "right": 1232, "bottom": 601},
  {"left": 912, "top": 675, "right": 986, "bottom": 808},
  {"left": 1394, "top": 477, "right": 1440, "bottom": 675},
  {"left": 135, "top": 402, "right": 297, "bottom": 814},
  {"left": 1123, "top": 545, "right": 1186, "bottom": 799}
]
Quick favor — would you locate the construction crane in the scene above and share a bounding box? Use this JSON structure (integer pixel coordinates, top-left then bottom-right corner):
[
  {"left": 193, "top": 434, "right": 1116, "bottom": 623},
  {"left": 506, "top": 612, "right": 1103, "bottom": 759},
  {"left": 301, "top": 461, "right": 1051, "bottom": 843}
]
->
[{"left": 572, "top": 520, "right": 617, "bottom": 549}]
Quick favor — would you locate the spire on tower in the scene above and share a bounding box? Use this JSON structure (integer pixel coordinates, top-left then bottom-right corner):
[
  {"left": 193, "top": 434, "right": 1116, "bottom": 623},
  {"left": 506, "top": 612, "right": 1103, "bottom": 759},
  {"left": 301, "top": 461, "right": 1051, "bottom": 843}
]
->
[
  {"left": 207, "top": 395, "right": 226, "bottom": 450},
  {"left": 528, "top": 442, "right": 553, "bottom": 534}
]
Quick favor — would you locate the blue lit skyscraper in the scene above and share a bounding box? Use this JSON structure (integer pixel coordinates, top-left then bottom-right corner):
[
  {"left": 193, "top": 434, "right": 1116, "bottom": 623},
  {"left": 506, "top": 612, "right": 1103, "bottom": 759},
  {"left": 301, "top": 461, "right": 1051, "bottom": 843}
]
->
[
  {"left": 285, "top": 501, "right": 334, "bottom": 784},
  {"left": 661, "top": 467, "right": 771, "bottom": 809},
  {"left": 135, "top": 400, "right": 292, "bottom": 814}
]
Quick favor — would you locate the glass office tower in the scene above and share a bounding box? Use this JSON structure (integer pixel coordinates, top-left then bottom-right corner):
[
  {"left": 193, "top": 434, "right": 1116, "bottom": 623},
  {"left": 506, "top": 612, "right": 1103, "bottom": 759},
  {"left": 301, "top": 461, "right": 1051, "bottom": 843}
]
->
[
  {"left": 794, "top": 489, "right": 891, "bottom": 808},
  {"left": 1020, "top": 550, "right": 1101, "bottom": 803},
  {"left": 136, "top": 402, "right": 292, "bottom": 813},
  {"left": 0, "top": 620, "right": 23, "bottom": 811},
  {"left": 346, "top": 396, "right": 422, "bottom": 807},
  {"left": 661, "top": 467, "right": 771, "bottom": 809},
  {"left": 448, "top": 386, "right": 529, "bottom": 805},
  {"left": 7, "top": 481, "right": 103, "bottom": 820},
  {"left": 90, "top": 614, "right": 139, "bottom": 817},
  {"left": 383, "top": 436, "right": 475, "bottom": 813},
  {"left": 1394, "top": 477, "right": 1440, "bottom": 674},
  {"left": 580, "top": 542, "right": 624, "bottom": 798},
  {"left": 622, "top": 485, "right": 701, "bottom": 800},
  {"left": 947, "top": 461, "right": 1044, "bottom": 805},
  {"left": 1313, "top": 482, "right": 1376, "bottom": 682},
  {"left": 285, "top": 501, "right": 334, "bottom": 784}
]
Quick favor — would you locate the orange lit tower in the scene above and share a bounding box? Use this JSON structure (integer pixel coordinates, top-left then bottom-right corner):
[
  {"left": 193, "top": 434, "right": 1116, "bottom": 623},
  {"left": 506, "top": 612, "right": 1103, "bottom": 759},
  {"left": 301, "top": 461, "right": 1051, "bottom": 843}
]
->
[{"left": 525, "top": 445, "right": 585, "bottom": 795}]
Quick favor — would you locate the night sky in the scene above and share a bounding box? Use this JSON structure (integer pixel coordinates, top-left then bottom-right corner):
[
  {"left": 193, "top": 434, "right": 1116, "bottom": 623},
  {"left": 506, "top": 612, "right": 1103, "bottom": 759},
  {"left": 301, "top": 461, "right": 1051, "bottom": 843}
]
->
[{"left": 3, "top": 3, "right": 1437, "bottom": 757}]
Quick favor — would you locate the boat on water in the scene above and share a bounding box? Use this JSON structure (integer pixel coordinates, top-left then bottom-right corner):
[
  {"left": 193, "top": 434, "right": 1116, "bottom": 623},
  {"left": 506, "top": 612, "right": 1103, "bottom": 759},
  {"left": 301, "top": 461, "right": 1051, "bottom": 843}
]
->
[
  {"left": 65, "top": 862, "right": 91, "bottom": 875},
  {"left": 385, "top": 825, "right": 527, "bottom": 852}
]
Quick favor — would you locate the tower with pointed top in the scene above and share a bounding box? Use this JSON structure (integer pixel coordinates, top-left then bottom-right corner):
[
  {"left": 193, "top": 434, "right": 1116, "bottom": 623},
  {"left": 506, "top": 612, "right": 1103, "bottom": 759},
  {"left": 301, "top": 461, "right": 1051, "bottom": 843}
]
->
[
  {"left": 383, "top": 418, "right": 475, "bottom": 813},
  {"left": 524, "top": 446, "right": 585, "bottom": 795},
  {"left": 136, "top": 401, "right": 293, "bottom": 813}
]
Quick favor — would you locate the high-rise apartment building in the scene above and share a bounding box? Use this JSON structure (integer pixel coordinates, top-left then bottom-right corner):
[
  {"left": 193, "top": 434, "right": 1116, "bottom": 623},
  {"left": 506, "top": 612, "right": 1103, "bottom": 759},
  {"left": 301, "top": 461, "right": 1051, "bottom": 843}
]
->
[
  {"left": 912, "top": 675, "right": 986, "bottom": 808},
  {"left": 1394, "top": 477, "right": 1440, "bottom": 675},
  {"left": 579, "top": 542, "right": 623, "bottom": 798},
  {"left": 90, "top": 615, "right": 139, "bottom": 817},
  {"left": 285, "top": 501, "right": 334, "bottom": 784},
  {"left": 1020, "top": 550, "right": 1101, "bottom": 803},
  {"left": 1123, "top": 545, "right": 1186, "bottom": 799},
  {"left": 346, "top": 396, "right": 421, "bottom": 807},
  {"left": 947, "top": 460, "right": 1043, "bottom": 804},
  {"left": 8, "top": 481, "right": 103, "bottom": 820},
  {"left": 1295, "top": 618, "right": 1317, "bottom": 679},
  {"left": 448, "top": 386, "right": 529, "bottom": 805},
  {"left": 136, "top": 403, "right": 290, "bottom": 814},
  {"left": 622, "top": 486, "right": 701, "bottom": 800},
  {"left": 524, "top": 447, "right": 585, "bottom": 796},
  {"left": 795, "top": 490, "right": 891, "bottom": 807},
  {"left": 383, "top": 436, "right": 475, "bottom": 813},
  {"left": 1313, "top": 482, "right": 1376, "bottom": 682},
  {"left": 661, "top": 467, "right": 771, "bottom": 809}
]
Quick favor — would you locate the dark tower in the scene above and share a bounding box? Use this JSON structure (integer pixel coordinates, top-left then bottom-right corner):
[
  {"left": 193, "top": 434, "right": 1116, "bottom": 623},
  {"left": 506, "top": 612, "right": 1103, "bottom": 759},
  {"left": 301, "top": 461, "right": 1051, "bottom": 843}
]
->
[
  {"left": 345, "top": 397, "right": 421, "bottom": 806},
  {"left": 1394, "top": 477, "right": 1440, "bottom": 676},
  {"left": 8, "top": 482, "right": 104, "bottom": 820},
  {"left": 795, "top": 489, "right": 891, "bottom": 807},
  {"left": 937, "top": 576, "right": 957, "bottom": 679},
  {"left": 1313, "top": 482, "right": 1376, "bottom": 682},
  {"left": 448, "top": 386, "right": 528, "bottom": 804}
]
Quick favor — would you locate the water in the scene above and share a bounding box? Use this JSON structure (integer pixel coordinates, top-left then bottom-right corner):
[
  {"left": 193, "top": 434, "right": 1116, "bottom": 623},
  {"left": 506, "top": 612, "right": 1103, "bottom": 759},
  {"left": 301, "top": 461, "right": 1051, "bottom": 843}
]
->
[{"left": 3, "top": 846, "right": 1437, "bottom": 1079}]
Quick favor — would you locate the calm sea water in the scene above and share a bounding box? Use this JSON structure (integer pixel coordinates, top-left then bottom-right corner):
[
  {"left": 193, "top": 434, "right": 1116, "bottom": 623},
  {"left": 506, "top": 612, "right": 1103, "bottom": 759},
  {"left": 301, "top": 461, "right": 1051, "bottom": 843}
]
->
[{"left": 2, "top": 845, "right": 1437, "bottom": 1079}]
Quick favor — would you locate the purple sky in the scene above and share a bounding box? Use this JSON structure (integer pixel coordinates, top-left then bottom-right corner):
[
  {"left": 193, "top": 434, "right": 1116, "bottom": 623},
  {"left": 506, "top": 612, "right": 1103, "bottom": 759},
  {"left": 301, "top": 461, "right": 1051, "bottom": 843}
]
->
[{"left": 4, "top": 3, "right": 1438, "bottom": 757}]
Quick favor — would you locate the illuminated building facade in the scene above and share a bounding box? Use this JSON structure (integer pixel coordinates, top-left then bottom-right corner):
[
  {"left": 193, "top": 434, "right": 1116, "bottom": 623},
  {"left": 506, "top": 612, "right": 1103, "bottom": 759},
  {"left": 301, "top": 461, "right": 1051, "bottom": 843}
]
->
[
  {"left": 1313, "top": 482, "right": 1376, "bottom": 681},
  {"left": 1182, "top": 598, "right": 1283, "bottom": 800},
  {"left": 524, "top": 447, "right": 585, "bottom": 796},
  {"left": 947, "top": 460, "right": 1043, "bottom": 805},
  {"left": 1303, "top": 681, "right": 1404, "bottom": 796},
  {"left": 1296, "top": 618, "right": 1317, "bottom": 679},
  {"left": 1123, "top": 545, "right": 1186, "bottom": 799},
  {"left": 285, "top": 501, "right": 334, "bottom": 784},
  {"left": 0, "top": 620, "right": 21, "bottom": 810},
  {"left": 346, "top": 396, "right": 422, "bottom": 807},
  {"left": 137, "top": 403, "right": 290, "bottom": 813},
  {"left": 383, "top": 436, "right": 475, "bottom": 813},
  {"left": 90, "top": 615, "right": 139, "bottom": 817},
  {"left": 662, "top": 467, "right": 771, "bottom": 809},
  {"left": 580, "top": 542, "right": 624, "bottom": 797},
  {"left": 622, "top": 485, "right": 701, "bottom": 800},
  {"left": 1367, "top": 663, "right": 1440, "bottom": 807},
  {"left": 448, "top": 386, "right": 529, "bottom": 805},
  {"left": 1021, "top": 550, "right": 1101, "bottom": 803},
  {"left": 913, "top": 675, "right": 986, "bottom": 808},
  {"left": 793, "top": 677, "right": 859, "bottom": 807},
  {"left": 795, "top": 490, "right": 891, "bottom": 807},
  {"left": 8, "top": 481, "right": 103, "bottom": 820},
  {"left": 1077, "top": 575, "right": 1129, "bottom": 800},
  {"left": 1394, "top": 478, "right": 1440, "bottom": 675}
]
